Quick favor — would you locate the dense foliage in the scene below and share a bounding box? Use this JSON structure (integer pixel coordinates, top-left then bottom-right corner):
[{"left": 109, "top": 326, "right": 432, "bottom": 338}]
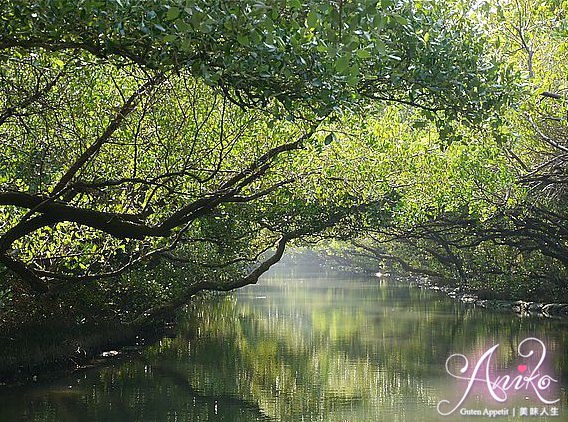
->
[
  {"left": 330, "top": 0, "right": 568, "bottom": 302},
  {"left": 0, "top": 0, "right": 521, "bottom": 327},
  {"left": 0, "top": 0, "right": 563, "bottom": 339}
]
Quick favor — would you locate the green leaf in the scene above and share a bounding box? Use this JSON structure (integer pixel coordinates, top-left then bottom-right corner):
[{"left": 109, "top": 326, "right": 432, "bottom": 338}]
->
[
  {"left": 335, "top": 54, "right": 350, "bottom": 73},
  {"left": 166, "top": 6, "right": 181, "bottom": 21},
  {"left": 347, "top": 75, "right": 359, "bottom": 86},
  {"left": 393, "top": 15, "right": 408, "bottom": 26},
  {"left": 376, "top": 39, "right": 386, "bottom": 55},
  {"left": 163, "top": 34, "right": 177, "bottom": 43},
  {"left": 237, "top": 34, "right": 250, "bottom": 46},
  {"left": 175, "top": 19, "right": 190, "bottom": 32},
  {"left": 289, "top": 0, "right": 302, "bottom": 10},
  {"left": 356, "top": 49, "right": 371, "bottom": 59},
  {"left": 306, "top": 10, "right": 318, "bottom": 28},
  {"left": 327, "top": 45, "right": 337, "bottom": 57},
  {"left": 180, "top": 37, "right": 192, "bottom": 51}
]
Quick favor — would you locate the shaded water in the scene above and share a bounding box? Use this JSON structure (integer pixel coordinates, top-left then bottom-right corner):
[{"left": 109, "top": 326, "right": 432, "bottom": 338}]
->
[{"left": 1, "top": 273, "right": 567, "bottom": 421}]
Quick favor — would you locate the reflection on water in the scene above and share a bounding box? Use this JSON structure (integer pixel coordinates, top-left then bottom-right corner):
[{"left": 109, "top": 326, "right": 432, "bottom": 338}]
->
[{"left": 0, "top": 273, "right": 567, "bottom": 421}]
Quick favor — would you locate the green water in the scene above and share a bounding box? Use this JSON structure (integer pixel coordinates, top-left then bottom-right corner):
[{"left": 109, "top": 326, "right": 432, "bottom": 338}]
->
[{"left": 0, "top": 273, "right": 567, "bottom": 421}]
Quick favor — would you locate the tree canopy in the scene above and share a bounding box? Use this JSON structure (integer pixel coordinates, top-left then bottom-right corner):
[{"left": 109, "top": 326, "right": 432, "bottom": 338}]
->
[
  {"left": 328, "top": 0, "right": 568, "bottom": 302},
  {"left": 1, "top": 0, "right": 514, "bottom": 117},
  {"left": 0, "top": 0, "right": 524, "bottom": 326}
]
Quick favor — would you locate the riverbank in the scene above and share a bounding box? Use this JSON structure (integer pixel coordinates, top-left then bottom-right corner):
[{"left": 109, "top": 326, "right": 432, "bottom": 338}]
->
[
  {"left": 0, "top": 286, "right": 222, "bottom": 386},
  {"left": 410, "top": 276, "right": 568, "bottom": 318},
  {"left": 0, "top": 311, "right": 178, "bottom": 387}
]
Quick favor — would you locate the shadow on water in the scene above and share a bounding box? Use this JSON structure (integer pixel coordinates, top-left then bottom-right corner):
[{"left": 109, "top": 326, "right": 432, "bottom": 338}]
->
[
  {"left": 0, "top": 272, "right": 567, "bottom": 421},
  {"left": 145, "top": 359, "right": 276, "bottom": 422}
]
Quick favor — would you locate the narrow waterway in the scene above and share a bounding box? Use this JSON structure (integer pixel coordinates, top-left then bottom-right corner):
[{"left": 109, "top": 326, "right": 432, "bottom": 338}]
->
[{"left": 1, "top": 272, "right": 567, "bottom": 421}]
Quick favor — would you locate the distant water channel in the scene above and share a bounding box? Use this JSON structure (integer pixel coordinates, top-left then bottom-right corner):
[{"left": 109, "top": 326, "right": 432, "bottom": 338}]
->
[{"left": 1, "top": 272, "right": 567, "bottom": 421}]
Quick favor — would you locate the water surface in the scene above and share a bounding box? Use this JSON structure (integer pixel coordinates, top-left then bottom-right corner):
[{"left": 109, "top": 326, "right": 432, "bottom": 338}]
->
[{"left": 1, "top": 273, "right": 566, "bottom": 421}]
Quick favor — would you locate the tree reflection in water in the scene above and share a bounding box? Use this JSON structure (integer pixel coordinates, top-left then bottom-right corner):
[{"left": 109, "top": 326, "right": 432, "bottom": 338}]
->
[{"left": 0, "top": 274, "right": 566, "bottom": 421}]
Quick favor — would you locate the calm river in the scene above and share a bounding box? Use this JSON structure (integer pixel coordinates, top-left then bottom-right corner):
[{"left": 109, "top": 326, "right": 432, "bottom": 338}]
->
[{"left": 1, "top": 272, "right": 567, "bottom": 421}]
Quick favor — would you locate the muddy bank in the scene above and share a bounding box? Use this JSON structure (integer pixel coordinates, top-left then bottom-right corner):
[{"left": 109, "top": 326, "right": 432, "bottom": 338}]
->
[
  {"left": 0, "top": 316, "right": 176, "bottom": 387},
  {"left": 410, "top": 276, "right": 568, "bottom": 318}
]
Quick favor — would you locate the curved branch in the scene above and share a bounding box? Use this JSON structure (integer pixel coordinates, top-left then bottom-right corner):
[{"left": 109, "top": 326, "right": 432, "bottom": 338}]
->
[
  {"left": 0, "top": 191, "right": 169, "bottom": 244},
  {"left": 127, "top": 234, "right": 293, "bottom": 328},
  {"left": 52, "top": 73, "right": 165, "bottom": 195},
  {"left": 0, "top": 254, "right": 48, "bottom": 293}
]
